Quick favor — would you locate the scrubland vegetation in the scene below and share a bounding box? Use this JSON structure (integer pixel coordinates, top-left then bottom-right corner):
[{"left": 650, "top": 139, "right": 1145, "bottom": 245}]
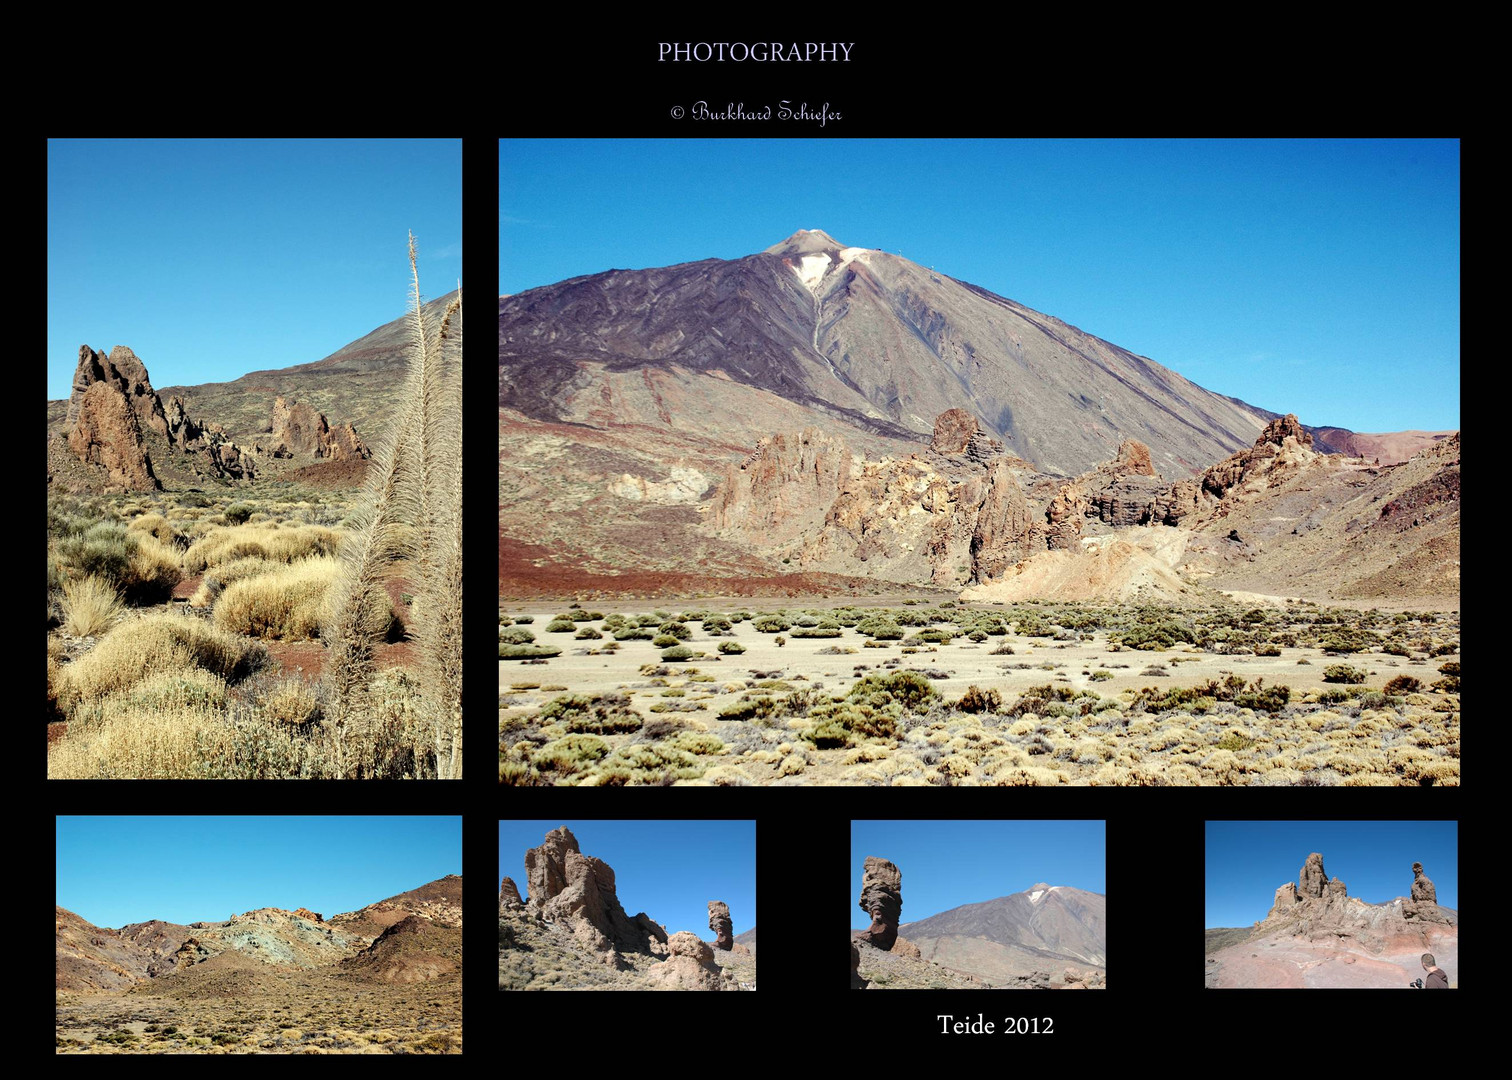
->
[
  {"left": 48, "top": 240, "right": 461, "bottom": 779},
  {"left": 499, "top": 599, "right": 1459, "bottom": 786}
]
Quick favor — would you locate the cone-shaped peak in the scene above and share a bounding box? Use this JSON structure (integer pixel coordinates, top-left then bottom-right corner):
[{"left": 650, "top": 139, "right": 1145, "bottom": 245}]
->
[{"left": 764, "top": 228, "right": 846, "bottom": 256}]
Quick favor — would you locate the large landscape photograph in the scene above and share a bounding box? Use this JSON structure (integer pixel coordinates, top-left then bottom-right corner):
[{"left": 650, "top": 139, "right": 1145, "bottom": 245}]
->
[
  {"left": 498, "top": 139, "right": 1460, "bottom": 786},
  {"left": 47, "top": 139, "right": 463, "bottom": 779}
]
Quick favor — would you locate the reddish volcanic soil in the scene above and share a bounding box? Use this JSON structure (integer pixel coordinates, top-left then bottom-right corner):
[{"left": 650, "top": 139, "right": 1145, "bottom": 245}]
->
[{"left": 499, "top": 529, "right": 914, "bottom": 600}]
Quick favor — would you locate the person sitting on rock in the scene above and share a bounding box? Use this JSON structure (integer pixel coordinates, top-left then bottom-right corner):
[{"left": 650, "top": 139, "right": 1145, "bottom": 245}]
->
[{"left": 1420, "top": 953, "right": 1449, "bottom": 989}]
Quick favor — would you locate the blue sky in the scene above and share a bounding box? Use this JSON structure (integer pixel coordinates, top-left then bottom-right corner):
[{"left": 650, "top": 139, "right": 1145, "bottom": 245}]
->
[
  {"left": 55, "top": 816, "right": 461, "bottom": 929},
  {"left": 48, "top": 138, "right": 461, "bottom": 400},
  {"left": 850, "top": 819, "right": 1105, "bottom": 928},
  {"left": 501, "top": 138, "right": 1458, "bottom": 434},
  {"left": 1204, "top": 820, "right": 1457, "bottom": 929},
  {"left": 499, "top": 820, "right": 756, "bottom": 938}
]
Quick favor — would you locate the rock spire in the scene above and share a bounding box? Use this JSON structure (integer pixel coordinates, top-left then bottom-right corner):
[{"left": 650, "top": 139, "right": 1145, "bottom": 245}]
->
[{"left": 856, "top": 856, "right": 902, "bottom": 951}]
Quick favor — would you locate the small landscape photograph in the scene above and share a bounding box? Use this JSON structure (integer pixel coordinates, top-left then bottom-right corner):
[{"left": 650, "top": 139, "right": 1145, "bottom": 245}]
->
[
  {"left": 47, "top": 139, "right": 463, "bottom": 779},
  {"left": 499, "top": 820, "right": 755, "bottom": 990},
  {"left": 851, "top": 819, "right": 1106, "bottom": 989},
  {"left": 55, "top": 816, "right": 463, "bottom": 1053},
  {"left": 1204, "top": 820, "right": 1457, "bottom": 988}
]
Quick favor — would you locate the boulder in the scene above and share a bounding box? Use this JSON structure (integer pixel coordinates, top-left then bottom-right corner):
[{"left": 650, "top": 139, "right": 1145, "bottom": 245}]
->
[
  {"left": 857, "top": 855, "right": 902, "bottom": 950},
  {"left": 850, "top": 941, "right": 867, "bottom": 989},
  {"left": 708, "top": 900, "right": 734, "bottom": 950},
  {"left": 930, "top": 408, "right": 979, "bottom": 454},
  {"left": 499, "top": 877, "right": 523, "bottom": 913},
  {"left": 644, "top": 930, "right": 724, "bottom": 991}
]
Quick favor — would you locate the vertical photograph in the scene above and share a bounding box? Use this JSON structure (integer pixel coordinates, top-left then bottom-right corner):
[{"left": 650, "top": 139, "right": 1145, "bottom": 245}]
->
[
  {"left": 499, "top": 138, "right": 1458, "bottom": 787},
  {"left": 55, "top": 816, "right": 463, "bottom": 1052},
  {"left": 499, "top": 820, "right": 756, "bottom": 990},
  {"left": 46, "top": 138, "right": 463, "bottom": 779},
  {"left": 850, "top": 819, "right": 1105, "bottom": 989},
  {"left": 1204, "top": 820, "right": 1457, "bottom": 988}
]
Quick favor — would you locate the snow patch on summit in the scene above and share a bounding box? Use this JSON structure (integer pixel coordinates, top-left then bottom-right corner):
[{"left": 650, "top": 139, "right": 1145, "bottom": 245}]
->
[
  {"left": 795, "top": 253, "right": 832, "bottom": 292},
  {"left": 1029, "top": 890, "right": 1045, "bottom": 904}
]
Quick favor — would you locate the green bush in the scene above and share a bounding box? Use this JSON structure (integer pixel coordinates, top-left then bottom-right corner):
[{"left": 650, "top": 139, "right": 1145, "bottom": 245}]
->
[
  {"left": 499, "top": 643, "right": 561, "bottom": 660},
  {"left": 1323, "top": 664, "right": 1367, "bottom": 684},
  {"left": 545, "top": 619, "right": 576, "bottom": 633},
  {"left": 955, "top": 685, "right": 1001, "bottom": 713},
  {"left": 499, "top": 627, "right": 536, "bottom": 645},
  {"left": 718, "top": 640, "right": 746, "bottom": 654},
  {"left": 1383, "top": 675, "right": 1421, "bottom": 695},
  {"left": 848, "top": 670, "right": 938, "bottom": 711},
  {"left": 661, "top": 645, "right": 695, "bottom": 661}
]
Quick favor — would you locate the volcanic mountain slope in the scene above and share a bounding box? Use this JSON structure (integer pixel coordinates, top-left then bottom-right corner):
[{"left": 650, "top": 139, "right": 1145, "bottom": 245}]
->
[
  {"left": 898, "top": 884, "right": 1107, "bottom": 986},
  {"left": 158, "top": 291, "right": 461, "bottom": 445},
  {"left": 48, "top": 292, "right": 459, "bottom": 494},
  {"left": 501, "top": 229, "right": 1274, "bottom": 477},
  {"left": 328, "top": 873, "right": 463, "bottom": 939}
]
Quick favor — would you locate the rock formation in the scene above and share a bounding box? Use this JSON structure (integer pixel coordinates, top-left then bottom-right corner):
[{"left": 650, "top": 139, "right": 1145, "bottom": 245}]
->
[
  {"left": 292, "top": 908, "right": 323, "bottom": 924},
  {"left": 520, "top": 827, "right": 668, "bottom": 960},
  {"left": 64, "top": 343, "right": 261, "bottom": 484},
  {"left": 857, "top": 855, "right": 903, "bottom": 951},
  {"left": 499, "top": 877, "right": 523, "bottom": 913},
  {"left": 643, "top": 930, "right": 727, "bottom": 991},
  {"left": 1299, "top": 852, "right": 1329, "bottom": 899},
  {"left": 67, "top": 381, "right": 160, "bottom": 491},
  {"left": 708, "top": 901, "right": 734, "bottom": 950},
  {"left": 850, "top": 941, "right": 867, "bottom": 989},
  {"left": 68, "top": 345, "right": 169, "bottom": 437},
  {"left": 1411, "top": 862, "right": 1437, "bottom": 904},
  {"left": 712, "top": 427, "right": 851, "bottom": 541},
  {"left": 269, "top": 396, "right": 369, "bottom": 460}
]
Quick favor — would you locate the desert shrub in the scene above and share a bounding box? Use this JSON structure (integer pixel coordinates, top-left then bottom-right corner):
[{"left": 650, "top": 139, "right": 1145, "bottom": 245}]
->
[
  {"left": 533, "top": 734, "right": 611, "bottom": 775},
  {"left": 575, "top": 626, "right": 602, "bottom": 640},
  {"left": 499, "top": 626, "right": 536, "bottom": 645},
  {"left": 545, "top": 619, "right": 576, "bottom": 633},
  {"left": 182, "top": 524, "right": 341, "bottom": 574},
  {"left": 661, "top": 645, "right": 695, "bottom": 661},
  {"left": 1253, "top": 642, "right": 1282, "bottom": 657},
  {"left": 955, "top": 685, "right": 1002, "bottom": 713},
  {"left": 1317, "top": 628, "right": 1379, "bottom": 654},
  {"left": 614, "top": 626, "right": 655, "bottom": 640},
  {"left": 791, "top": 627, "right": 843, "bottom": 638},
  {"left": 1323, "top": 664, "right": 1368, "bottom": 684},
  {"left": 652, "top": 633, "right": 680, "bottom": 647},
  {"left": 1115, "top": 617, "right": 1195, "bottom": 651},
  {"left": 1383, "top": 675, "right": 1422, "bottom": 695},
  {"left": 54, "top": 520, "right": 135, "bottom": 586},
  {"left": 189, "top": 555, "right": 276, "bottom": 607},
  {"left": 260, "top": 679, "right": 322, "bottom": 727},
  {"left": 904, "top": 628, "right": 953, "bottom": 644},
  {"left": 855, "top": 616, "right": 903, "bottom": 639},
  {"left": 657, "top": 621, "right": 692, "bottom": 640},
  {"left": 1089, "top": 670, "right": 1113, "bottom": 682},
  {"left": 540, "top": 692, "right": 643, "bottom": 734},
  {"left": 60, "top": 575, "right": 125, "bottom": 637},
  {"left": 1233, "top": 679, "right": 1290, "bottom": 713},
  {"left": 223, "top": 502, "right": 255, "bottom": 525},
  {"left": 59, "top": 614, "right": 263, "bottom": 717},
  {"left": 499, "top": 643, "right": 561, "bottom": 660},
  {"left": 848, "top": 670, "right": 938, "bottom": 712},
  {"left": 671, "top": 732, "right": 724, "bottom": 755},
  {"left": 752, "top": 615, "right": 791, "bottom": 633},
  {"left": 588, "top": 743, "right": 703, "bottom": 785},
  {"left": 718, "top": 640, "right": 746, "bottom": 654}
]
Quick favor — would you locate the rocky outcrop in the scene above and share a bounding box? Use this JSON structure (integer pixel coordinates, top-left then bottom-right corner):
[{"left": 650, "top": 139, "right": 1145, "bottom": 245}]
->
[
  {"left": 67, "top": 381, "right": 160, "bottom": 491},
  {"left": 850, "top": 941, "right": 867, "bottom": 989},
  {"left": 500, "top": 877, "right": 523, "bottom": 913},
  {"left": 292, "top": 908, "right": 323, "bottom": 924},
  {"left": 930, "top": 408, "right": 1002, "bottom": 461},
  {"left": 968, "top": 458, "right": 1034, "bottom": 581},
  {"left": 643, "top": 930, "right": 727, "bottom": 991},
  {"left": 68, "top": 345, "right": 169, "bottom": 437},
  {"left": 1411, "top": 862, "right": 1437, "bottom": 904},
  {"left": 521, "top": 826, "right": 668, "bottom": 960},
  {"left": 708, "top": 900, "right": 734, "bottom": 951},
  {"left": 269, "top": 396, "right": 370, "bottom": 460},
  {"left": 1299, "top": 852, "right": 1329, "bottom": 899},
  {"left": 857, "top": 856, "right": 903, "bottom": 951},
  {"left": 713, "top": 427, "right": 851, "bottom": 539}
]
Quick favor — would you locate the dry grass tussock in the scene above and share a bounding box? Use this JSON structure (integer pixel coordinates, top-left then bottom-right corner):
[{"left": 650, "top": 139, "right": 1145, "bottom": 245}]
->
[
  {"left": 61, "top": 575, "right": 124, "bottom": 637},
  {"left": 183, "top": 523, "right": 342, "bottom": 574},
  {"left": 212, "top": 557, "right": 356, "bottom": 640}
]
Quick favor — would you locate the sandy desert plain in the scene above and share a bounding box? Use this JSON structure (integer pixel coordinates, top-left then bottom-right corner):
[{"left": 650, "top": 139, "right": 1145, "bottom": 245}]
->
[{"left": 498, "top": 590, "right": 1459, "bottom": 787}]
